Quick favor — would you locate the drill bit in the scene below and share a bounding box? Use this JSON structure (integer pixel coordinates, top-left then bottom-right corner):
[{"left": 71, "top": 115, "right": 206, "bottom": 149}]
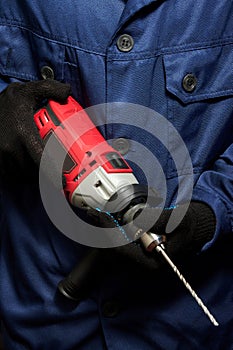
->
[
  {"left": 140, "top": 232, "right": 219, "bottom": 327},
  {"left": 155, "top": 245, "right": 219, "bottom": 327}
]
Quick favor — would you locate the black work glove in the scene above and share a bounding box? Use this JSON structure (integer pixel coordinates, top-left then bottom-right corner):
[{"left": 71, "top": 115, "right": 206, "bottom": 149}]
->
[
  {"left": 102, "top": 201, "right": 216, "bottom": 272},
  {"left": 0, "top": 79, "right": 71, "bottom": 183}
]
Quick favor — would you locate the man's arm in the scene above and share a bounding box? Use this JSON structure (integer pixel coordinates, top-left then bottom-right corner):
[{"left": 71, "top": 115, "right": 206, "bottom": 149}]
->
[{"left": 192, "top": 143, "right": 233, "bottom": 250}]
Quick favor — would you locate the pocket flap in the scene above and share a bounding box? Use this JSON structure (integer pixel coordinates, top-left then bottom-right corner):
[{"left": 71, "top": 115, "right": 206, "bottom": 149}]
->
[{"left": 163, "top": 44, "right": 233, "bottom": 103}]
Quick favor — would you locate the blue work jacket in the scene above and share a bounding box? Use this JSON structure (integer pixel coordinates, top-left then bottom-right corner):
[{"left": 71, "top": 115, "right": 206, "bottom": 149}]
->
[{"left": 0, "top": 1, "right": 233, "bottom": 349}]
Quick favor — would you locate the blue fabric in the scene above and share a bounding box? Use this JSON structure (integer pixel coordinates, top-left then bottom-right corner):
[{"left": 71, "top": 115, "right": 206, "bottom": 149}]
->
[{"left": 0, "top": 0, "right": 233, "bottom": 348}]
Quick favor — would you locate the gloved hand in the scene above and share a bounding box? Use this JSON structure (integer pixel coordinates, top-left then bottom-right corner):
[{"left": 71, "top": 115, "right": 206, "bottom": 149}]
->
[
  {"left": 102, "top": 201, "right": 216, "bottom": 272},
  {"left": 0, "top": 79, "right": 71, "bottom": 183}
]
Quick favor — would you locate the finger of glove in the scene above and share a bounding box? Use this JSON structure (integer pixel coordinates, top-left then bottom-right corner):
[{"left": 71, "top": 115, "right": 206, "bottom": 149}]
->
[
  {"left": 22, "top": 126, "right": 67, "bottom": 186},
  {"left": 166, "top": 202, "right": 216, "bottom": 257},
  {"left": 107, "top": 243, "right": 163, "bottom": 272},
  {"left": 13, "top": 105, "right": 45, "bottom": 166},
  {"left": 20, "top": 80, "right": 71, "bottom": 103},
  {"left": 132, "top": 207, "right": 171, "bottom": 234},
  {"left": 24, "top": 131, "right": 44, "bottom": 166}
]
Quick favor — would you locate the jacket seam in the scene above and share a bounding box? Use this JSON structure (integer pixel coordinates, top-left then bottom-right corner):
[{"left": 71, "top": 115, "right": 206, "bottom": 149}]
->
[
  {"left": 167, "top": 89, "right": 233, "bottom": 102},
  {"left": 107, "top": 39, "right": 233, "bottom": 61},
  {"left": 0, "top": 19, "right": 107, "bottom": 56},
  {"left": 2, "top": 19, "right": 233, "bottom": 60}
]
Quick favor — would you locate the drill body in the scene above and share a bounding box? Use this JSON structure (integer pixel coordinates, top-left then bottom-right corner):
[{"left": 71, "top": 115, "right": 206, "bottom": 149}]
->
[{"left": 34, "top": 96, "right": 159, "bottom": 223}]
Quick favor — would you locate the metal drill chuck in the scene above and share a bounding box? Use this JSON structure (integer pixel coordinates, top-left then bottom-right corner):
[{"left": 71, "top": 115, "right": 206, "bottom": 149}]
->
[{"left": 140, "top": 231, "right": 166, "bottom": 252}]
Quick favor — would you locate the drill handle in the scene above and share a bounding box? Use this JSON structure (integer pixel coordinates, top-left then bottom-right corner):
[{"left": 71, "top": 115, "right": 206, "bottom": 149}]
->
[{"left": 58, "top": 248, "right": 101, "bottom": 301}]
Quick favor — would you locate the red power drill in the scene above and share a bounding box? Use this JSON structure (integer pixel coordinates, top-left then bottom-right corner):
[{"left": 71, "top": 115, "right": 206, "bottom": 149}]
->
[{"left": 34, "top": 96, "right": 219, "bottom": 326}]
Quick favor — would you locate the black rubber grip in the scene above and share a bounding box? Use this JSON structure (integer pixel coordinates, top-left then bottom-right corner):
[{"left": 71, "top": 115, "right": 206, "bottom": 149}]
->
[{"left": 58, "top": 248, "right": 101, "bottom": 301}]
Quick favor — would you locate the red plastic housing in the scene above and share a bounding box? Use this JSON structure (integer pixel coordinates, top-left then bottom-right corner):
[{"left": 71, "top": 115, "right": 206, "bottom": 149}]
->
[{"left": 34, "top": 96, "right": 132, "bottom": 198}]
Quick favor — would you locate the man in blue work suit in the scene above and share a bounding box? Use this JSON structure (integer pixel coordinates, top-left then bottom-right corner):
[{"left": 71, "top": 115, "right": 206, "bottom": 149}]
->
[{"left": 0, "top": 1, "right": 233, "bottom": 349}]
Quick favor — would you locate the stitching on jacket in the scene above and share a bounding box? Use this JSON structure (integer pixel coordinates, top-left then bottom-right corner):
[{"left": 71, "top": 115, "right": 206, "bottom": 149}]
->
[{"left": 1, "top": 18, "right": 233, "bottom": 60}]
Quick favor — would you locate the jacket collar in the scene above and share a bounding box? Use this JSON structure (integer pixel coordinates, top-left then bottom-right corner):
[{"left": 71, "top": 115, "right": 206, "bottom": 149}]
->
[{"left": 117, "top": 0, "right": 162, "bottom": 29}]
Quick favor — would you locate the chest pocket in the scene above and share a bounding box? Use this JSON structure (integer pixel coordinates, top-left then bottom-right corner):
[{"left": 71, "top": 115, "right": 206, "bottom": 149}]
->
[
  {"left": 0, "top": 25, "right": 64, "bottom": 83},
  {"left": 164, "top": 43, "right": 233, "bottom": 103},
  {"left": 163, "top": 43, "right": 233, "bottom": 176}
]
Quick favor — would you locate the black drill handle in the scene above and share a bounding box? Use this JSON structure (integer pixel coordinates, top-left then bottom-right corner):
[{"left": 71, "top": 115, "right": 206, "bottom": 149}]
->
[{"left": 58, "top": 248, "right": 101, "bottom": 301}]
